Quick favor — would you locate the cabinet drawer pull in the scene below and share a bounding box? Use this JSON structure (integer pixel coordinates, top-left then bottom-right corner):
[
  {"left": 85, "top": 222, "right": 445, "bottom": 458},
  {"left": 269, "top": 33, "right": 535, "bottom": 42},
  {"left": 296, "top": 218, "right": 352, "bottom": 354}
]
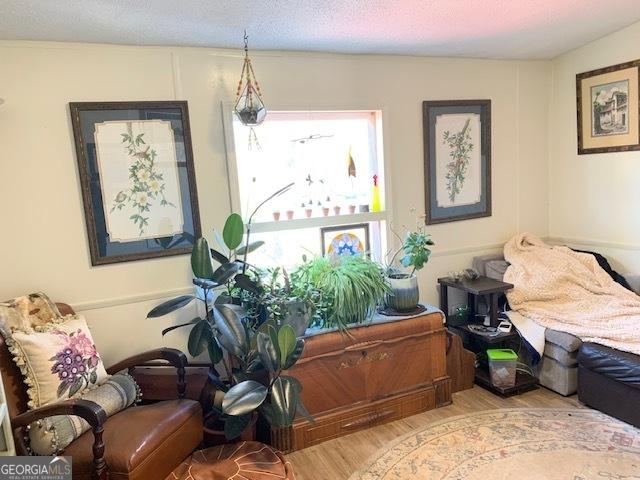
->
[{"left": 341, "top": 410, "right": 395, "bottom": 430}]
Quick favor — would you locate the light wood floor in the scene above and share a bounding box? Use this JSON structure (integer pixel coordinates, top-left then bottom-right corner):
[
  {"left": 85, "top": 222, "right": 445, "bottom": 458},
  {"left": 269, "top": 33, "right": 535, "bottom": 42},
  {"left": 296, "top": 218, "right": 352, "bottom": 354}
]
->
[{"left": 287, "top": 386, "right": 584, "bottom": 480}]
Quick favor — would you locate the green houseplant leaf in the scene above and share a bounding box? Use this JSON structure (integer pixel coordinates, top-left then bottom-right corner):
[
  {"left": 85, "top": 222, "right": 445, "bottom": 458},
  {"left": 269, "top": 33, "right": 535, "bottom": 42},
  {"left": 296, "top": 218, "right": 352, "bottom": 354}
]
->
[
  {"left": 191, "top": 237, "right": 215, "bottom": 280},
  {"left": 285, "top": 376, "right": 314, "bottom": 424},
  {"left": 221, "top": 380, "right": 268, "bottom": 416},
  {"left": 267, "top": 325, "right": 281, "bottom": 364},
  {"left": 234, "top": 273, "right": 262, "bottom": 295},
  {"left": 269, "top": 376, "right": 298, "bottom": 427},
  {"left": 222, "top": 213, "right": 244, "bottom": 251},
  {"left": 192, "top": 278, "right": 219, "bottom": 290},
  {"left": 187, "top": 319, "right": 211, "bottom": 356},
  {"left": 277, "top": 325, "right": 297, "bottom": 369},
  {"left": 210, "top": 248, "right": 230, "bottom": 265},
  {"left": 212, "top": 262, "right": 241, "bottom": 285},
  {"left": 283, "top": 338, "right": 305, "bottom": 370},
  {"left": 161, "top": 317, "right": 200, "bottom": 336},
  {"left": 236, "top": 240, "right": 265, "bottom": 256},
  {"left": 214, "top": 304, "right": 247, "bottom": 357},
  {"left": 296, "top": 396, "right": 314, "bottom": 424},
  {"left": 146, "top": 295, "right": 194, "bottom": 318},
  {"left": 214, "top": 293, "right": 233, "bottom": 305},
  {"left": 207, "top": 337, "right": 224, "bottom": 364},
  {"left": 256, "top": 332, "right": 279, "bottom": 374}
]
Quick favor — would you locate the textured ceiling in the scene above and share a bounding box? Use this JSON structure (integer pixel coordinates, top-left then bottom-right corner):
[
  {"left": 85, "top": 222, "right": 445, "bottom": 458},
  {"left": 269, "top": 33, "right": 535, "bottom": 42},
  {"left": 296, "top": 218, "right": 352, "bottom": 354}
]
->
[{"left": 3, "top": 0, "right": 640, "bottom": 59}]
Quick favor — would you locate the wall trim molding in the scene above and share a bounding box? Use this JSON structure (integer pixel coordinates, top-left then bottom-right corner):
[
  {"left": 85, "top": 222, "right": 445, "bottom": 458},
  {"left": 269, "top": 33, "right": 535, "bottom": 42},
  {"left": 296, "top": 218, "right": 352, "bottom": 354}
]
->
[
  {"left": 431, "top": 241, "right": 506, "bottom": 258},
  {"left": 71, "top": 241, "right": 509, "bottom": 312},
  {"left": 546, "top": 236, "right": 640, "bottom": 251},
  {"left": 72, "top": 286, "right": 193, "bottom": 312}
]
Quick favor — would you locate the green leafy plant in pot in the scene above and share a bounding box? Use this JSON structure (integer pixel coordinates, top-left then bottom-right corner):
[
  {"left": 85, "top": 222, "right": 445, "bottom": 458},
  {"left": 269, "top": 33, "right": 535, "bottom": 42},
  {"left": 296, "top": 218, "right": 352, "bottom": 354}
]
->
[
  {"left": 147, "top": 184, "right": 313, "bottom": 440},
  {"left": 291, "top": 255, "right": 390, "bottom": 331},
  {"left": 259, "top": 266, "right": 314, "bottom": 337},
  {"left": 385, "top": 214, "right": 434, "bottom": 312}
]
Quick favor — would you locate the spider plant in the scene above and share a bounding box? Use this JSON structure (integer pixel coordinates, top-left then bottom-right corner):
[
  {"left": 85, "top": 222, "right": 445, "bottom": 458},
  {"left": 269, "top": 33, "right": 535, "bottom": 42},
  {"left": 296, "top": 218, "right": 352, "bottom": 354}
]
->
[{"left": 291, "top": 255, "right": 390, "bottom": 331}]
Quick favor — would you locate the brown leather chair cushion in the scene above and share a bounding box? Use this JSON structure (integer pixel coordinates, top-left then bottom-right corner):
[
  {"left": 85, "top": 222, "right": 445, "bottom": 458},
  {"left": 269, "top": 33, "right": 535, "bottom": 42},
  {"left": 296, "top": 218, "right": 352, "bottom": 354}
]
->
[{"left": 66, "top": 399, "right": 202, "bottom": 480}]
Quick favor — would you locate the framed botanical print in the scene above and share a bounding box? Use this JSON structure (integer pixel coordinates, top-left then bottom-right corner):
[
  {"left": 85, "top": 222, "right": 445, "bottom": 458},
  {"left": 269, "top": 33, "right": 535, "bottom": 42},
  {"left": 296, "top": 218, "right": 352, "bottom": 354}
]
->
[
  {"left": 422, "top": 100, "right": 491, "bottom": 224},
  {"left": 70, "top": 101, "right": 201, "bottom": 265},
  {"left": 320, "top": 223, "right": 370, "bottom": 257},
  {"left": 577, "top": 60, "right": 640, "bottom": 154}
]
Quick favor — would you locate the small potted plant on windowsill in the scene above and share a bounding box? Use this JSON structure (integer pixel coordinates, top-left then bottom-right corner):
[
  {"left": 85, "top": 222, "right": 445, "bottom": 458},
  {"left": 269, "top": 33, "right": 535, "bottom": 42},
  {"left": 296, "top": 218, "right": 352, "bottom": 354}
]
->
[{"left": 385, "top": 214, "right": 434, "bottom": 312}]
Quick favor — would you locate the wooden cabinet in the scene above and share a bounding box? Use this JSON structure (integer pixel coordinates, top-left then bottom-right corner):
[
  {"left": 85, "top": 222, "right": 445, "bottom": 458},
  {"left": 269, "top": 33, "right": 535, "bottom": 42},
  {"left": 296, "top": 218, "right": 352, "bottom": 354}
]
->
[{"left": 273, "top": 309, "right": 452, "bottom": 452}]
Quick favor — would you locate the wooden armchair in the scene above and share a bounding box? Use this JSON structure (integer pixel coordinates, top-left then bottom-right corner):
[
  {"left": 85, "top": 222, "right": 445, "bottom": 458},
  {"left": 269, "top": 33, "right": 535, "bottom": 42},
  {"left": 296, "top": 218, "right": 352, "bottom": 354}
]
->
[{"left": 2, "top": 303, "right": 203, "bottom": 480}]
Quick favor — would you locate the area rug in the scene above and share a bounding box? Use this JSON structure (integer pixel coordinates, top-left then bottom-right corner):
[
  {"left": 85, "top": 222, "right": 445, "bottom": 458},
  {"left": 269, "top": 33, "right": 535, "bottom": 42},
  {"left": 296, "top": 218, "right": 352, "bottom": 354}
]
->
[{"left": 350, "top": 408, "right": 640, "bottom": 479}]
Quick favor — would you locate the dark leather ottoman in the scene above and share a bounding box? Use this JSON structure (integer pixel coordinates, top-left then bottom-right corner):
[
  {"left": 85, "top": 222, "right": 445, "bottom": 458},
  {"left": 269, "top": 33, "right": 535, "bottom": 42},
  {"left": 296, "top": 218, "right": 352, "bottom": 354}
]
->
[{"left": 577, "top": 342, "right": 640, "bottom": 428}]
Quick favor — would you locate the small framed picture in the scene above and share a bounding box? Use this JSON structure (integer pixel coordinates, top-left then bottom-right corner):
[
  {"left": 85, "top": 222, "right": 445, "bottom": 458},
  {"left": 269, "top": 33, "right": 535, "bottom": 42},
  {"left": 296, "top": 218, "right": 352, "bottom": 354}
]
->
[
  {"left": 577, "top": 60, "right": 640, "bottom": 154},
  {"left": 320, "top": 223, "right": 370, "bottom": 257},
  {"left": 70, "top": 101, "right": 201, "bottom": 265},
  {"left": 423, "top": 100, "right": 491, "bottom": 224}
]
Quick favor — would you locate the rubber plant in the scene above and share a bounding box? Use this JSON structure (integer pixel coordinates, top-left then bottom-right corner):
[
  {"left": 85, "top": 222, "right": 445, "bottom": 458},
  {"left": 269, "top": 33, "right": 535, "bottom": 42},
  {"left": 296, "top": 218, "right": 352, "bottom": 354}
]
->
[{"left": 147, "top": 183, "right": 313, "bottom": 438}]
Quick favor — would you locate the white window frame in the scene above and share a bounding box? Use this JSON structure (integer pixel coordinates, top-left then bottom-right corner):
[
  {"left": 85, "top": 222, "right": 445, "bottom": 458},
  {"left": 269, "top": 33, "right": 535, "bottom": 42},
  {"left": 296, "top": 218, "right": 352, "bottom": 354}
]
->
[{"left": 221, "top": 102, "right": 395, "bottom": 258}]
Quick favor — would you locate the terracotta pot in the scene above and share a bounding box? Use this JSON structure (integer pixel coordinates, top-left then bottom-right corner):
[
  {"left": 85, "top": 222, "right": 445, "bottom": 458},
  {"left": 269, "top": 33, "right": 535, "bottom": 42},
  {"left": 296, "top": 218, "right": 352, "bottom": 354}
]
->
[
  {"left": 286, "top": 210, "right": 294, "bottom": 220},
  {"left": 203, "top": 411, "right": 258, "bottom": 447},
  {"left": 322, "top": 207, "right": 330, "bottom": 217},
  {"left": 386, "top": 274, "right": 419, "bottom": 311},
  {"left": 305, "top": 208, "right": 313, "bottom": 218},
  {"left": 348, "top": 205, "right": 356, "bottom": 214},
  {"left": 272, "top": 211, "right": 281, "bottom": 221},
  {"left": 333, "top": 206, "right": 341, "bottom": 215}
]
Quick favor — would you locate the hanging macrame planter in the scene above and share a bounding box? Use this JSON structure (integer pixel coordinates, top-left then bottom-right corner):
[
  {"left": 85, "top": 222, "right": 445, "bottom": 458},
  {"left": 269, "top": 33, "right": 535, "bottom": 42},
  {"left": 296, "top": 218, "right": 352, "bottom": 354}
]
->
[{"left": 234, "top": 32, "right": 266, "bottom": 150}]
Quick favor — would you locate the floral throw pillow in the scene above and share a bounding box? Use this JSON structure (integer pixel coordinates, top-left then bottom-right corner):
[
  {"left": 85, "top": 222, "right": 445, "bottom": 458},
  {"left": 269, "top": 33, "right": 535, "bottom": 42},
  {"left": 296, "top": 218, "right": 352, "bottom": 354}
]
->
[
  {"left": 6, "top": 315, "right": 109, "bottom": 408},
  {"left": 0, "top": 292, "right": 61, "bottom": 335}
]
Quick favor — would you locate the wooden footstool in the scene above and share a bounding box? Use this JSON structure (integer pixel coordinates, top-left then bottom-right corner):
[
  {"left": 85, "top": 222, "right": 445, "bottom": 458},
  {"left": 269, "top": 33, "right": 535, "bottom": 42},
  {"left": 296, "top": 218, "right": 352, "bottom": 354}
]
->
[{"left": 166, "top": 441, "right": 295, "bottom": 480}]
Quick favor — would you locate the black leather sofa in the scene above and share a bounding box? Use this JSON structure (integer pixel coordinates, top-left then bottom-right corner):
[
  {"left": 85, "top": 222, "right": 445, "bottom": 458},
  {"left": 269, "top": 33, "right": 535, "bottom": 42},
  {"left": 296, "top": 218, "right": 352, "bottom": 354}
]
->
[{"left": 577, "top": 342, "right": 640, "bottom": 428}]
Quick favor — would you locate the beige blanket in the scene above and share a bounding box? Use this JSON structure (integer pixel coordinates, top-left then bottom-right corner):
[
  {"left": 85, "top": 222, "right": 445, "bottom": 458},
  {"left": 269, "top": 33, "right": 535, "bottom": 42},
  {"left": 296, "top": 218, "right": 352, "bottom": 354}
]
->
[{"left": 504, "top": 233, "right": 640, "bottom": 355}]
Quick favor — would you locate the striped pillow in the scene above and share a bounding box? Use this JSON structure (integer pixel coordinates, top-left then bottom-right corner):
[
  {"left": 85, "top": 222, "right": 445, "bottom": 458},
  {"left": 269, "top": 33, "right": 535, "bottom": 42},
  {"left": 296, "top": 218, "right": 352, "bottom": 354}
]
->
[{"left": 28, "top": 372, "right": 141, "bottom": 455}]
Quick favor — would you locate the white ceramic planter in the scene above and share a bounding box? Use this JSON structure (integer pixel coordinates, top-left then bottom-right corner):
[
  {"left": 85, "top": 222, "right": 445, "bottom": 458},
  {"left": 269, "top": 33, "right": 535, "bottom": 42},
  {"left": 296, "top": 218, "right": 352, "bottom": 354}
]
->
[{"left": 386, "top": 274, "right": 419, "bottom": 311}]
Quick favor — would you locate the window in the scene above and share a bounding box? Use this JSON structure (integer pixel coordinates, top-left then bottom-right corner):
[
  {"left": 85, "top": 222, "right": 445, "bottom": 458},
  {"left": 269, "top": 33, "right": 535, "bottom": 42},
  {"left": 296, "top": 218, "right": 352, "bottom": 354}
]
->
[{"left": 225, "top": 110, "right": 389, "bottom": 268}]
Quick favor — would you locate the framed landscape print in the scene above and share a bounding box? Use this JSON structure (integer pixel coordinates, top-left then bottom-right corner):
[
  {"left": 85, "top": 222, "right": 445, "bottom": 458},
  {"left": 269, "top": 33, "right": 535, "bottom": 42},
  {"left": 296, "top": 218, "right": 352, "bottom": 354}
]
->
[
  {"left": 422, "top": 100, "right": 491, "bottom": 224},
  {"left": 70, "top": 101, "right": 201, "bottom": 265},
  {"left": 577, "top": 60, "right": 640, "bottom": 154},
  {"left": 320, "top": 223, "right": 370, "bottom": 257}
]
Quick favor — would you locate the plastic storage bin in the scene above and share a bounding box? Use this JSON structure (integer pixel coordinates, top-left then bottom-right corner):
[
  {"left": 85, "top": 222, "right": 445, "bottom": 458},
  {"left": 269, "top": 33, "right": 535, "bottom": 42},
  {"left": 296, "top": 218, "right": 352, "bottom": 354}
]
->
[{"left": 487, "top": 349, "right": 518, "bottom": 388}]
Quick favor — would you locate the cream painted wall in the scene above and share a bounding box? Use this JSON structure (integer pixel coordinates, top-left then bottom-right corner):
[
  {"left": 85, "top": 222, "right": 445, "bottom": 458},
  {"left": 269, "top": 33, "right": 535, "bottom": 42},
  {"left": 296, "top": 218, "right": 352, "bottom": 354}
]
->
[
  {"left": 549, "top": 21, "right": 640, "bottom": 272},
  {"left": 0, "top": 41, "right": 550, "bottom": 364}
]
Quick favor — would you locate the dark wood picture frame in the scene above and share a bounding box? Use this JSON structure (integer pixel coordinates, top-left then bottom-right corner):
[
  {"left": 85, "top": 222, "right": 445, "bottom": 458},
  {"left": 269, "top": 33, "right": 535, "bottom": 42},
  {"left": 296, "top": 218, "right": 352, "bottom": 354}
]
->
[
  {"left": 70, "top": 101, "right": 201, "bottom": 265},
  {"left": 320, "top": 223, "right": 371, "bottom": 257},
  {"left": 577, "top": 59, "right": 640, "bottom": 154},
  {"left": 423, "top": 100, "right": 492, "bottom": 225}
]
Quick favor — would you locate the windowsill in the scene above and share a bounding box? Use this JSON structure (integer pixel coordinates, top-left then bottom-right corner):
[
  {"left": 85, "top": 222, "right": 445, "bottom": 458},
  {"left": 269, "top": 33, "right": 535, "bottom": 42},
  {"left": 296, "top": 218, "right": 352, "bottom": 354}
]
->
[{"left": 249, "top": 211, "right": 387, "bottom": 233}]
